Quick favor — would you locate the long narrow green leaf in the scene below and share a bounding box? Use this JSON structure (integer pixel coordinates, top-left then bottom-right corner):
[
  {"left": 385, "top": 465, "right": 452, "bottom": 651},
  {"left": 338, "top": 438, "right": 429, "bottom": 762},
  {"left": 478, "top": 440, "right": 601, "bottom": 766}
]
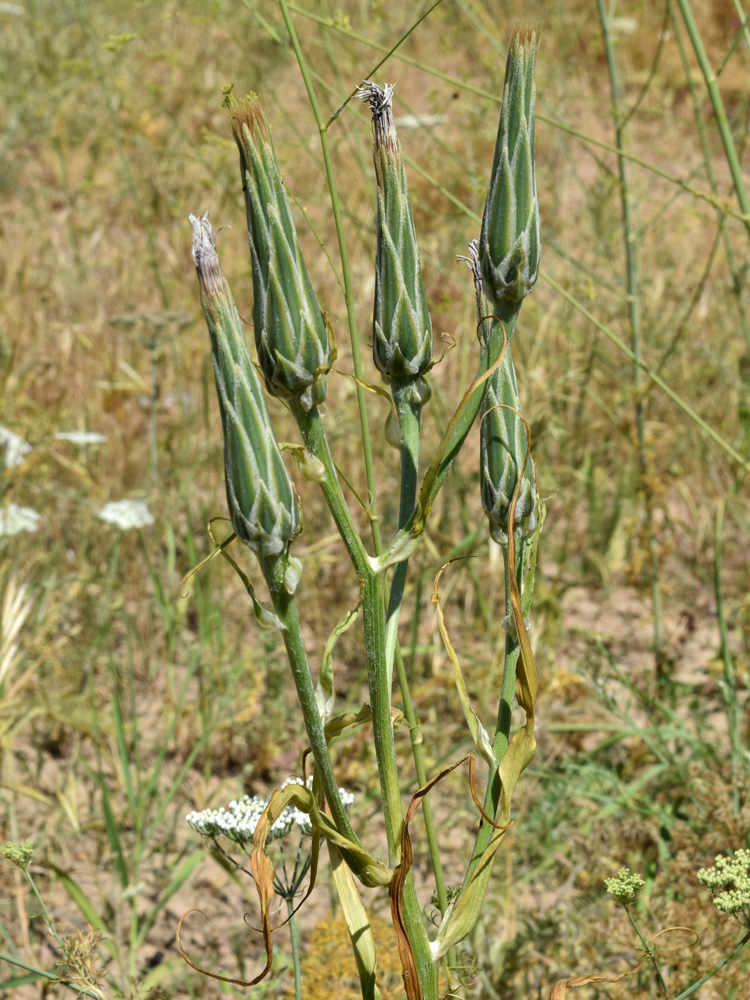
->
[
  {"left": 98, "top": 775, "right": 129, "bottom": 890},
  {"left": 135, "top": 850, "right": 203, "bottom": 948},
  {"left": 111, "top": 690, "right": 136, "bottom": 821},
  {"left": 46, "top": 864, "right": 112, "bottom": 938}
]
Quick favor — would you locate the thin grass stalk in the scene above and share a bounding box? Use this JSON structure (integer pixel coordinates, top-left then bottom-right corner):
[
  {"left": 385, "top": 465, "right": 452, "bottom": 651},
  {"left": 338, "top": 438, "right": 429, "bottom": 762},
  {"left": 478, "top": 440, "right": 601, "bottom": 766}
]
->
[
  {"left": 670, "top": 3, "right": 750, "bottom": 473},
  {"left": 277, "top": 0, "right": 382, "bottom": 553},
  {"left": 63, "top": 0, "right": 169, "bottom": 309},
  {"left": 674, "top": 0, "right": 750, "bottom": 243},
  {"left": 713, "top": 500, "right": 741, "bottom": 768},
  {"left": 287, "top": 897, "right": 302, "bottom": 1000},
  {"left": 598, "top": 0, "right": 665, "bottom": 676},
  {"left": 544, "top": 270, "right": 750, "bottom": 474}
]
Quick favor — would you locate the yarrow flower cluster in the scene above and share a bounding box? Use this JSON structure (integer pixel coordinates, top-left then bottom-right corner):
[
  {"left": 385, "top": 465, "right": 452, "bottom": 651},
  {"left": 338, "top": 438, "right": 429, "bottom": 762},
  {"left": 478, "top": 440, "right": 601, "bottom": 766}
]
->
[
  {"left": 55, "top": 431, "right": 107, "bottom": 446},
  {"left": 97, "top": 499, "right": 154, "bottom": 531},
  {"left": 698, "top": 849, "right": 750, "bottom": 922},
  {"left": 0, "top": 503, "right": 41, "bottom": 537},
  {"left": 0, "top": 427, "right": 32, "bottom": 469},
  {"left": 605, "top": 867, "right": 645, "bottom": 906},
  {"left": 186, "top": 777, "right": 354, "bottom": 846}
]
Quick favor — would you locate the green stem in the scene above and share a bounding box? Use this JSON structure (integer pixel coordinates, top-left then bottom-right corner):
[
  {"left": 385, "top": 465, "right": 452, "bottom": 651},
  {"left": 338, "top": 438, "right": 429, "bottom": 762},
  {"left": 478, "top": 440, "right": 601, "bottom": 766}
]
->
[
  {"left": 261, "top": 556, "right": 358, "bottom": 846},
  {"left": 289, "top": 400, "right": 371, "bottom": 577},
  {"left": 598, "top": 0, "right": 664, "bottom": 676},
  {"left": 22, "top": 871, "right": 67, "bottom": 952},
  {"left": 287, "top": 897, "right": 302, "bottom": 1000},
  {"left": 386, "top": 379, "right": 448, "bottom": 915},
  {"left": 278, "top": 0, "right": 381, "bottom": 553},
  {"left": 625, "top": 905, "right": 667, "bottom": 996},
  {"left": 459, "top": 544, "right": 519, "bottom": 890},
  {"left": 674, "top": 0, "right": 750, "bottom": 243},
  {"left": 361, "top": 570, "right": 437, "bottom": 999},
  {"left": 672, "top": 926, "right": 750, "bottom": 1000}
]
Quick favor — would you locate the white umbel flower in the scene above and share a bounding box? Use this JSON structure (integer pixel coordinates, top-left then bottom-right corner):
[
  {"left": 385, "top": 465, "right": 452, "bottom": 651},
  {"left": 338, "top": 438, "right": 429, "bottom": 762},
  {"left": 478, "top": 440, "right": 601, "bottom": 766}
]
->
[
  {"left": 0, "top": 427, "right": 32, "bottom": 469},
  {"left": 186, "top": 777, "right": 355, "bottom": 846},
  {"left": 55, "top": 431, "right": 107, "bottom": 446},
  {"left": 97, "top": 500, "right": 155, "bottom": 530},
  {"left": 0, "top": 504, "right": 41, "bottom": 537}
]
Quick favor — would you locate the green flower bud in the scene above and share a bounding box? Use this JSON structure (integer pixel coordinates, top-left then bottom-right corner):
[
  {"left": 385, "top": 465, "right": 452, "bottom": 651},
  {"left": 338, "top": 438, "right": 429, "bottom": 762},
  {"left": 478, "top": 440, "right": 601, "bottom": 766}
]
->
[
  {"left": 479, "top": 26, "right": 541, "bottom": 308},
  {"left": 480, "top": 338, "right": 538, "bottom": 544},
  {"left": 191, "top": 213, "right": 300, "bottom": 559},
  {"left": 604, "top": 867, "right": 645, "bottom": 907},
  {"left": 229, "top": 98, "right": 332, "bottom": 412},
  {"left": 358, "top": 82, "right": 433, "bottom": 383}
]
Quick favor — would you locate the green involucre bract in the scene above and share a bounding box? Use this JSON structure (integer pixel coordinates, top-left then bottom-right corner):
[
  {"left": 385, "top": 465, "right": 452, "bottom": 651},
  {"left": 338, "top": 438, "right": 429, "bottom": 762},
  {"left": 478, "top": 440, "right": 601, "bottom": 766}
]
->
[
  {"left": 480, "top": 336, "right": 538, "bottom": 544},
  {"left": 230, "top": 98, "right": 332, "bottom": 412},
  {"left": 359, "top": 82, "right": 433, "bottom": 383},
  {"left": 190, "top": 212, "right": 299, "bottom": 558},
  {"left": 479, "top": 25, "right": 541, "bottom": 308}
]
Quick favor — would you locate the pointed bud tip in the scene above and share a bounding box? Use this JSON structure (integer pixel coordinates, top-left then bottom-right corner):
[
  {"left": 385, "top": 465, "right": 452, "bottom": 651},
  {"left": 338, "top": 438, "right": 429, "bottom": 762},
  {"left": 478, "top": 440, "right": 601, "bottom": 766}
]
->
[
  {"left": 229, "top": 95, "right": 270, "bottom": 147},
  {"left": 511, "top": 21, "right": 541, "bottom": 51}
]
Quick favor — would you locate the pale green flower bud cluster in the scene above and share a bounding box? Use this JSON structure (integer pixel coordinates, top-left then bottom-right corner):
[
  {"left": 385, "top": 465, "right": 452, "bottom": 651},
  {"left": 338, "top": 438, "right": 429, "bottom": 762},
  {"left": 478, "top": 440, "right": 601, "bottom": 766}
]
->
[
  {"left": 1, "top": 839, "right": 34, "bottom": 871},
  {"left": 191, "top": 212, "right": 299, "bottom": 562},
  {"left": 358, "top": 81, "right": 433, "bottom": 400},
  {"left": 186, "top": 778, "right": 354, "bottom": 846},
  {"left": 230, "top": 98, "right": 332, "bottom": 413},
  {"left": 479, "top": 25, "right": 541, "bottom": 309},
  {"left": 698, "top": 849, "right": 750, "bottom": 921},
  {"left": 604, "top": 867, "right": 645, "bottom": 906}
]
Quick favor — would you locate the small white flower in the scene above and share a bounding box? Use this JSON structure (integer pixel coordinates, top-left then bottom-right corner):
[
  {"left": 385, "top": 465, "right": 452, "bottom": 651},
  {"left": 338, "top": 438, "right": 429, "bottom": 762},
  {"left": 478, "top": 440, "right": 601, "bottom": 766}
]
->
[
  {"left": 97, "top": 500, "right": 155, "bottom": 531},
  {"left": 55, "top": 431, "right": 107, "bottom": 446},
  {"left": 0, "top": 504, "right": 41, "bottom": 537},
  {"left": 0, "top": 427, "right": 32, "bottom": 469}
]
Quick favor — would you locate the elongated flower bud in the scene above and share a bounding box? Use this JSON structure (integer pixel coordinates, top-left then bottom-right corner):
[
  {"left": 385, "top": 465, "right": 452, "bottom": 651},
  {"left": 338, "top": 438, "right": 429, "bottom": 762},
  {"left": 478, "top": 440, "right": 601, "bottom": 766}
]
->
[
  {"left": 358, "top": 82, "right": 433, "bottom": 389},
  {"left": 479, "top": 26, "right": 541, "bottom": 308},
  {"left": 229, "top": 98, "right": 332, "bottom": 412},
  {"left": 480, "top": 352, "right": 538, "bottom": 544},
  {"left": 190, "top": 212, "right": 300, "bottom": 559}
]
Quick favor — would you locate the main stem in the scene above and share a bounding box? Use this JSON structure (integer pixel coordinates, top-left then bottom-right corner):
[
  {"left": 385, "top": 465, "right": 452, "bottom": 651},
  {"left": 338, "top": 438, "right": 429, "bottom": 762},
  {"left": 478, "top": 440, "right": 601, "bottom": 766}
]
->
[
  {"left": 262, "top": 555, "right": 358, "bottom": 845},
  {"left": 387, "top": 379, "right": 448, "bottom": 915}
]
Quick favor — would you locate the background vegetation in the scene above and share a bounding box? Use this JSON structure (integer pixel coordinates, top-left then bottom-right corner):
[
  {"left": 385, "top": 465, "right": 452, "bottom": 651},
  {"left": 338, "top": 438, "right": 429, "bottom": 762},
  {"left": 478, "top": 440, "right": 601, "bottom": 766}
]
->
[{"left": 1, "top": 0, "right": 749, "bottom": 997}]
